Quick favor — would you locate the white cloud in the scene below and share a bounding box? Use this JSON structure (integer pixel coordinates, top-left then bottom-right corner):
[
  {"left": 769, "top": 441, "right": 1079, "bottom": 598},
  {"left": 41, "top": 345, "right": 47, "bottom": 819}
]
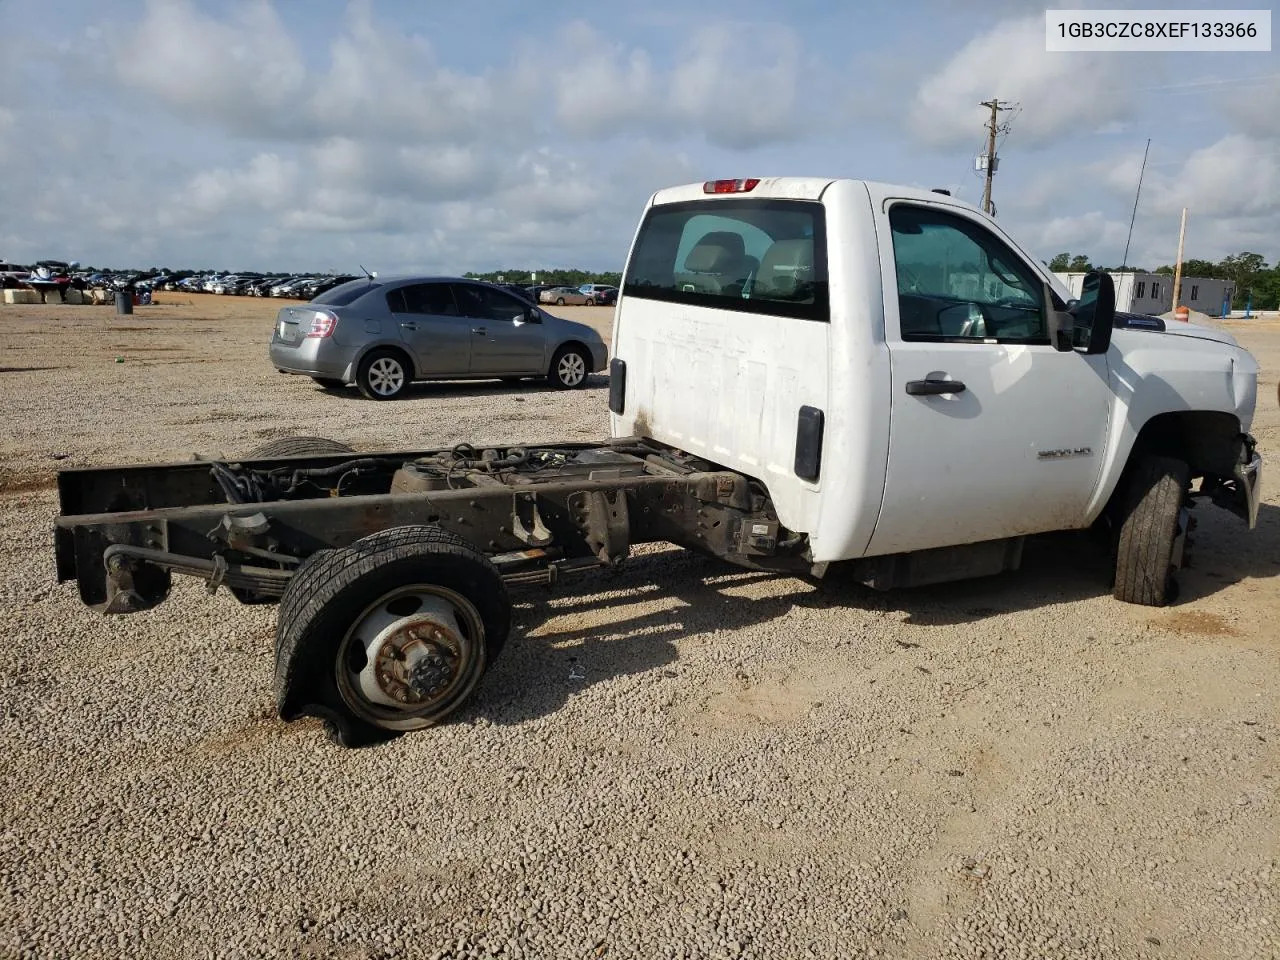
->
[
  {"left": 112, "top": 0, "right": 305, "bottom": 136},
  {"left": 907, "top": 16, "right": 1133, "bottom": 148},
  {"left": 1138, "top": 135, "right": 1280, "bottom": 220},
  {"left": 1219, "top": 74, "right": 1280, "bottom": 139},
  {"left": 550, "top": 22, "right": 806, "bottom": 148},
  {"left": 1009, "top": 210, "right": 1132, "bottom": 263},
  {"left": 306, "top": 1, "right": 539, "bottom": 144},
  {"left": 182, "top": 154, "right": 300, "bottom": 217},
  {"left": 1007, "top": 132, "right": 1280, "bottom": 267},
  {"left": 102, "top": 4, "right": 807, "bottom": 153},
  {"left": 552, "top": 24, "right": 660, "bottom": 132}
]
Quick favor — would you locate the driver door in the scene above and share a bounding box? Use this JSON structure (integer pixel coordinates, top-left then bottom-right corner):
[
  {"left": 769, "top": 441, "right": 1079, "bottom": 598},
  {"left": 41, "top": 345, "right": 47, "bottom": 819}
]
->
[{"left": 866, "top": 201, "right": 1112, "bottom": 556}]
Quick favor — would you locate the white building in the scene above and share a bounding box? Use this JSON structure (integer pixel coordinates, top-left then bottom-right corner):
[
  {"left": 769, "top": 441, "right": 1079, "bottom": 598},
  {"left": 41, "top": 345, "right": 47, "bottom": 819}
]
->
[{"left": 1054, "top": 272, "right": 1235, "bottom": 317}]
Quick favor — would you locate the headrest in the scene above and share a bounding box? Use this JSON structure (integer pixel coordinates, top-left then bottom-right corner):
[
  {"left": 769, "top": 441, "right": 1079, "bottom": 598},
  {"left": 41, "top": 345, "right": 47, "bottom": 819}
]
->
[{"left": 683, "top": 231, "right": 747, "bottom": 273}]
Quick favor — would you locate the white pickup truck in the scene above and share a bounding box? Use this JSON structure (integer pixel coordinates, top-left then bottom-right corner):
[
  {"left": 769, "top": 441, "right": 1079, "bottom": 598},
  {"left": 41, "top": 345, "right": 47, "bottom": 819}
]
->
[
  {"left": 53, "top": 176, "right": 1263, "bottom": 744},
  {"left": 608, "top": 177, "right": 1262, "bottom": 605}
]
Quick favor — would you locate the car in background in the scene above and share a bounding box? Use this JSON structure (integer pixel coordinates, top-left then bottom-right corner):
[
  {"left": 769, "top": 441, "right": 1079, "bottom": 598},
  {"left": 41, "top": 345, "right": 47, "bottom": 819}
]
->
[
  {"left": 578, "top": 283, "right": 617, "bottom": 305},
  {"left": 539, "top": 286, "right": 592, "bottom": 306},
  {"left": 269, "top": 277, "right": 609, "bottom": 399},
  {"left": 304, "top": 275, "right": 357, "bottom": 299},
  {"left": 0, "top": 262, "right": 28, "bottom": 288},
  {"left": 248, "top": 277, "right": 285, "bottom": 296},
  {"left": 271, "top": 277, "right": 315, "bottom": 297},
  {"left": 579, "top": 283, "right": 617, "bottom": 305}
]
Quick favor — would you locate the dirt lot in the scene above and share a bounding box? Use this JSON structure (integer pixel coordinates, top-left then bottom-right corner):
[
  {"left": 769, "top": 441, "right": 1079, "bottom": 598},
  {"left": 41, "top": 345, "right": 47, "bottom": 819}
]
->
[{"left": 1, "top": 294, "right": 1277, "bottom": 959}]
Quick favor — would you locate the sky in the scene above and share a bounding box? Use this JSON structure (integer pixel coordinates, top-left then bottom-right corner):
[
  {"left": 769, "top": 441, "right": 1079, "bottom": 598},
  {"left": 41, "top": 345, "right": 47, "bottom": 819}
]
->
[{"left": 0, "top": 0, "right": 1276, "bottom": 275}]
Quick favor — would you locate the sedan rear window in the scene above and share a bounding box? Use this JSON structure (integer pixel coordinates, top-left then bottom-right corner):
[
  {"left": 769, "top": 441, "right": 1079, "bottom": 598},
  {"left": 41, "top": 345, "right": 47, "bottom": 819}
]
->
[
  {"left": 623, "top": 199, "right": 828, "bottom": 321},
  {"left": 312, "top": 279, "right": 381, "bottom": 307}
]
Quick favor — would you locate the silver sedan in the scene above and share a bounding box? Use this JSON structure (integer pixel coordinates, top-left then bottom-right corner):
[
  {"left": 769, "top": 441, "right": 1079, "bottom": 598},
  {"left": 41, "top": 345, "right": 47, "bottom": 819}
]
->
[{"left": 269, "top": 276, "right": 609, "bottom": 400}]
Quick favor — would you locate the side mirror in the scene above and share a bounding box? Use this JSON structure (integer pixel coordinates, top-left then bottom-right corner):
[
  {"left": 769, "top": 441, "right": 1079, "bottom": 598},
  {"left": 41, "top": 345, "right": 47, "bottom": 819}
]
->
[
  {"left": 522, "top": 306, "right": 542, "bottom": 323},
  {"left": 1067, "top": 270, "right": 1115, "bottom": 355}
]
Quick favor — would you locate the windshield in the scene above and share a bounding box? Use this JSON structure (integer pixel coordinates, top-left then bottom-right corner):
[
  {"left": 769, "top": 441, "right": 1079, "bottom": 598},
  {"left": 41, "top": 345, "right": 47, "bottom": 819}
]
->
[
  {"left": 312, "top": 279, "right": 381, "bottom": 306},
  {"left": 622, "top": 199, "right": 828, "bottom": 321}
]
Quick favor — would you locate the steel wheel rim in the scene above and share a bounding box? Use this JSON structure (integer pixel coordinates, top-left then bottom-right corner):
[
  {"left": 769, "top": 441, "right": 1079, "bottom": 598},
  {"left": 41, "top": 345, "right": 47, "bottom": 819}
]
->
[
  {"left": 367, "top": 357, "right": 404, "bottom": 396},
  {"left": 558, "top": 352, "right": 586, "bottom": 386},
  {"left": 335, "top": 584, "right": 487, "bottom": 730}
]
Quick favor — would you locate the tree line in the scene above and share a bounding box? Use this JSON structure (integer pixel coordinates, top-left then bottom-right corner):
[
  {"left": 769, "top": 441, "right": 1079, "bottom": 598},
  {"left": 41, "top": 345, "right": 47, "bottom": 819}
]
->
[{"left": 1047, "top": 251, "right": 1278, "bottom": 309}]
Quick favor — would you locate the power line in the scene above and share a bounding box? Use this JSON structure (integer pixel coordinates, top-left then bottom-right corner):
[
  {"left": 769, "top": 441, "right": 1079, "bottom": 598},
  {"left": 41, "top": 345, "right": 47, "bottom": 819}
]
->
[
  {"left": 1131, "top": 72, "right": 1280, "bottom": 93},
  {"left": 995, "top": 104, "right": 1022, "bottom": 152},
  {"left": 1144, "top": 150, "right": 1280, "bottom": 168}
]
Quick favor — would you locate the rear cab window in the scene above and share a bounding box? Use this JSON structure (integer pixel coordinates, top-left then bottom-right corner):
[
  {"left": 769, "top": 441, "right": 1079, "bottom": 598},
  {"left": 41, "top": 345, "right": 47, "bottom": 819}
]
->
[
  {"left": 623, "top": 199, "right": 828, "bottom": 322},
  {"left": 312, "top": 279, "right": 382, "bottom": 307}
]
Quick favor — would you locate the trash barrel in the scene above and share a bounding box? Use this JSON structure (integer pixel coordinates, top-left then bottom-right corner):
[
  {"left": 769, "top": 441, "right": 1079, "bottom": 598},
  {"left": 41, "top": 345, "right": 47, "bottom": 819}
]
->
[{"left": 115, "top": 290, "right": 133, "bottom": 315}]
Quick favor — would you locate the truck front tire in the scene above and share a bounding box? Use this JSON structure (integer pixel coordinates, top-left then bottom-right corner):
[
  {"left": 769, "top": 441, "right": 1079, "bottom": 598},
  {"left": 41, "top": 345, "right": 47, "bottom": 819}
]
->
[
  {"left": 1113, "top": 455, "right": 1191, "bottom": 606},
  {"left": 274, "top": 525, "right": 511, "bottom": 747}
]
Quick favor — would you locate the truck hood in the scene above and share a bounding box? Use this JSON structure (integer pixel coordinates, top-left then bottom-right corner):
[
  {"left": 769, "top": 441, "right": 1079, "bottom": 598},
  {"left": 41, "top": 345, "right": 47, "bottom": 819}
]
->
[{"left": 1153, "top": 321, "right": 1240, "bottom": 348}]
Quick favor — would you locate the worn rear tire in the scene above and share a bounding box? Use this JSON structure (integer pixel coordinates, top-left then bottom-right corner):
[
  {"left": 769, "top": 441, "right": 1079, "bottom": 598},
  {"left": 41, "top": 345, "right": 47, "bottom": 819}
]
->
[
  {"left": 1113, "top": 455, "right": 1190, "bottom": 606},
  {"left": 275, "top": 525, "right": 511, "bottom": 747},
  {"left": 244, "top": 436, "right": 355, "bottom": 459}
]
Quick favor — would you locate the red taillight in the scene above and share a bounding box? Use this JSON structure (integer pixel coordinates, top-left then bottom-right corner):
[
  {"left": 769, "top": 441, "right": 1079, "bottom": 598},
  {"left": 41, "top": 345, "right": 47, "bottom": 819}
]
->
[
  {"left": 306, "top": 310, "right": 337, "bottom": 338},
  {"left": 703, "top": 178, "right": 760, "bottom": 194}
]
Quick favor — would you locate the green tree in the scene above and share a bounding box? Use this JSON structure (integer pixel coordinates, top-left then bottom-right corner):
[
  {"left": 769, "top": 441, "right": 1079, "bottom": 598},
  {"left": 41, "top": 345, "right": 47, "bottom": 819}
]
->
[
  {"left": 1153, "top": 265, "right": 1174, "bottom": 275},
  {"left": 1048, "top": 252, "right": 1071, "bottom": 272},
  {"left": 1180, "top": 258, "right": 1220, "bottom": 278},
  {"left": 1067, "top": 254, "right": 1093, "bottom": 272},
  {"left": 1218, "top": 252, "right": 1270, "bottom": 308},
  {"left": 1252, "top": 266, "right": 1280, "bottom": 310}
]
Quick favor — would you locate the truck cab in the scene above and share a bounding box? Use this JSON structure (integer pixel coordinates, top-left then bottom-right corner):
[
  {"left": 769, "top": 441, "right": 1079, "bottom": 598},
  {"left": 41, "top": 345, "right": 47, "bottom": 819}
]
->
[{"left": 608, "top": 177, "right": 1262, "bottom": 601}]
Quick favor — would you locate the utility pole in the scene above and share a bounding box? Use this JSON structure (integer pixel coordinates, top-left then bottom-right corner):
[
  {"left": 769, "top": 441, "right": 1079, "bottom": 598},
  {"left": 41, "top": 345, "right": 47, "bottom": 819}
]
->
[
  {"left": 1171, "top": 207, "right": 1188, "bottom": 314},
  {"left": 979, "top": 99, "right": 1011, "bottom": 216}
]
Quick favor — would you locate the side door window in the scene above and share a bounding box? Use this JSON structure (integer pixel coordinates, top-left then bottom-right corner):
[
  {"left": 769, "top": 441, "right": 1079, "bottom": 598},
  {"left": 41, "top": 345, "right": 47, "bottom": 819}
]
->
[
  {"left": 388, "top": 283, "right": 459, "bottom": 316},
  {"left": 451, "top": 284, "right": 528, "bottom": 322},
  {"left": 889, "top": 205, "right": 1047, "bottom": 343}
]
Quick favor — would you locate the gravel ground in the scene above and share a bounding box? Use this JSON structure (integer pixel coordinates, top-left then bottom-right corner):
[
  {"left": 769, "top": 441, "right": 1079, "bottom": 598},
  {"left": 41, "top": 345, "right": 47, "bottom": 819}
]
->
[{"left": 1, "top": 295, "right": 1277, "bottom": 959}]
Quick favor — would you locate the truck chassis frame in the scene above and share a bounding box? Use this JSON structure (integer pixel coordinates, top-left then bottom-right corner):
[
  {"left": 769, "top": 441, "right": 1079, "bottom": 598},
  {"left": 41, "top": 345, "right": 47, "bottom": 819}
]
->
[{"left": 54, "top": 438, "right": 804, "bottom": 616}]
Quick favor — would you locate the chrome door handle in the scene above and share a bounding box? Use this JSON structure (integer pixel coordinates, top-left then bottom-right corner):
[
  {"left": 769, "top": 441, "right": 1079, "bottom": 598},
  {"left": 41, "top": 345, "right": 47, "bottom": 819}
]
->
[
  {"left": 472, "top": 327, "right": 487, "bottom": 335},
  {"left": 400, "top": 322, "right": 417, "bottom": 331}
]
